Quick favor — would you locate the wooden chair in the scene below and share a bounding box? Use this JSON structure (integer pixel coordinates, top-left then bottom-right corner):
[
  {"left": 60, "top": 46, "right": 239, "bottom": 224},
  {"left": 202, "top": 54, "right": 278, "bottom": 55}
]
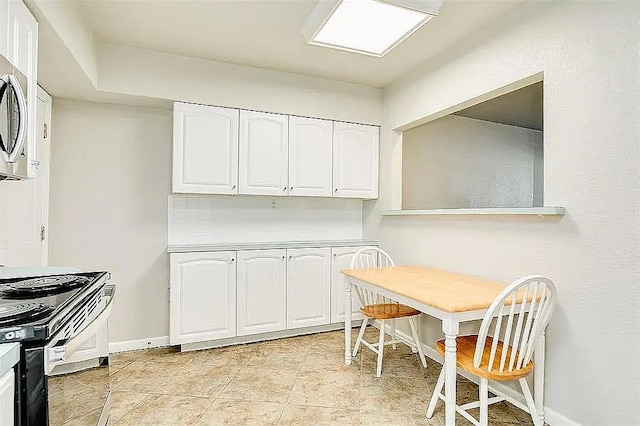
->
[
  {"left": 426, "top": 275, "right": 557, "bottom": 426},
  {"left": 350, "top": 247, "right": 427, "bottom": 377}
]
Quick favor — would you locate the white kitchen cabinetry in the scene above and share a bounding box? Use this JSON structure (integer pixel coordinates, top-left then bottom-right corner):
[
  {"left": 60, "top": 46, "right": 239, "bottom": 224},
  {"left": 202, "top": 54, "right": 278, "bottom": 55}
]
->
[
  {"left": 0, "top": 369, "right": 14, "bottom": 426},
  {"left": 170, "top": 252, "right": 237, "bottom": 345},
  {"left": 331, "top": 247, "right": 365, "bottom": 323},
  {"left": 333, "top": 122, "right": 379, "bottom": 199},
  {"left": 0, "top": 2, "right": 8, "bottom": 57},
  {"left": 173, "top": 103, "right": 239, "bottom": 194},
  {"left": 7, "top": 0, "right": 38, "bottom": 178},
  {"left": 286, "top": 248, "right": 331, "bottom": 329},
  {"left": 239, "top": 111, "right": 289, "bottom": 196},
  {"left": 237, "top": 249, "right": 287, "bottom": 336},
  {"left": 288, "top": 117, "right": 333, "bottom": 197}
]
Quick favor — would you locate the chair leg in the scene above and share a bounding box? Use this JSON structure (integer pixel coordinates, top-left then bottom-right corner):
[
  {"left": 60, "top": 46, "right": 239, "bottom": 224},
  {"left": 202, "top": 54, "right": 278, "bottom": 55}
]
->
[
  {"left": 408, "top": 317, "right": 427, "bottom": 369},
  {"left": 519, "top": 378, "right": 542, "bottom": 426},
  {"left": 376, "top": 319, "right": 385, "bottom": 377},
  {"left": 479, "top": 378, "right": 489, "bottom": 426},
  {"left": 391, "top": 318, "right": 397, "bottom": 350},
  {"left": 352, "top": 318, "right": 369, "bottom": 357},
  {"left": 426, "top": 366, "right": 445, "bottom": 418}
]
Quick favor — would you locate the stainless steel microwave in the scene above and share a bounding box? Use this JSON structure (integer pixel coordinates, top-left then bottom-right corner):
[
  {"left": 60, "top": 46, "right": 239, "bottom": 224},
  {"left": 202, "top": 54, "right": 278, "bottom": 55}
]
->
[{"left": 0, "top": 53, "right": 28, "bottom": 180}]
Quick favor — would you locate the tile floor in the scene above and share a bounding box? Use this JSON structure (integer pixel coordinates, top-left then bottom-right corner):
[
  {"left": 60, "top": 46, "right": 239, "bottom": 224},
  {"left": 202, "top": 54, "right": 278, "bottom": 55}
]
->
[{"left": 107, "top": 328, "right": 536, "bottom": 425}]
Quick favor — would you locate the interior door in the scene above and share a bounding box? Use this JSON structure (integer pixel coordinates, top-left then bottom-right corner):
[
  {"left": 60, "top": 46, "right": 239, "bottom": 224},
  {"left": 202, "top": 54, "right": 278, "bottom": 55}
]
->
[{"left": 0, "top": 87, "right": 51, "bottom": 266}]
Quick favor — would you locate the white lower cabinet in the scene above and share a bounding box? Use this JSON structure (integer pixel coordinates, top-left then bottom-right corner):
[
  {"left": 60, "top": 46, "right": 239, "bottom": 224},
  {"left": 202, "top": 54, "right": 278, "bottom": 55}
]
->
[
  {"left": 286, "top": 248, "right": 331, "bottom": 329},
  {"left": 170, "top": 252, "right": 237, "bottom": 345},
  {"left": 237, "top": 249, "right": 287, "bottom": 336},
  {"left": 331, "top": 247, "right": 365, "bottom": 323},
  {"left": 0, "top": 369, "right": 14, "bottom": 426}
]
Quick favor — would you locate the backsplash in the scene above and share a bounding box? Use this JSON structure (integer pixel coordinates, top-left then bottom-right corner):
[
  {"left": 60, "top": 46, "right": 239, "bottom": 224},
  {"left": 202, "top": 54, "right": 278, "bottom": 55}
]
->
[{"left": 169, "top": 195, "right": 363, "bottom": 245}]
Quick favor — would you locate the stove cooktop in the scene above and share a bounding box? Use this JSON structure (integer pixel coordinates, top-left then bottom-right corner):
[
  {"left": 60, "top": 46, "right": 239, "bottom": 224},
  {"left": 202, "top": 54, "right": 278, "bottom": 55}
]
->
[{"left": 0, "top": 271, "right": 109, "bottom": 343}]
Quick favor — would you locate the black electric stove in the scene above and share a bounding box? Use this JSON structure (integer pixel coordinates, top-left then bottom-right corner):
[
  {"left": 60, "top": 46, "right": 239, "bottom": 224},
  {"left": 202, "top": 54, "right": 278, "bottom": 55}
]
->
[
  {"left": 0, "top": 271, "right": 114, "bottom": 426},
  {"left": 0, "top": 271, "right": 109, "bottom": 344}
]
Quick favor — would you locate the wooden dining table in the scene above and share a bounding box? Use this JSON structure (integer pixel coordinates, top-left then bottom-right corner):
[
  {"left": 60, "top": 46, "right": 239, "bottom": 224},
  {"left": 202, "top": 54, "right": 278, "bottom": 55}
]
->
[{"left": 340, "top": 265, "right": 547, "bottom": 426}]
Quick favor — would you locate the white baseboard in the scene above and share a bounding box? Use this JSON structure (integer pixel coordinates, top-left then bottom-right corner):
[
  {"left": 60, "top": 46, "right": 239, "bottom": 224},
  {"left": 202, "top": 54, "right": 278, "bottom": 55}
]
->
[
  {"left": 375, "top": 321, "right": 579, "bottom": 426},
  {"left": 109, "top": 336, "right": 170, "bottom": 353}
]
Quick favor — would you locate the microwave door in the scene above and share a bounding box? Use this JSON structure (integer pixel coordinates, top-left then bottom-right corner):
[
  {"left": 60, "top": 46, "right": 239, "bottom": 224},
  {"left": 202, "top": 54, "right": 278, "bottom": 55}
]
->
[{"left": 0, "top": 76, "right": 9, "bottom": 161}]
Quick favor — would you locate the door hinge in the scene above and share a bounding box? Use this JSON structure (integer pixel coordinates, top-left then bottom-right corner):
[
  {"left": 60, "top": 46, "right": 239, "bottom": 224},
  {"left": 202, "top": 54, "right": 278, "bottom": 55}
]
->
[
  {"left": 40, "top": 226, "right": 46, "bottom": 242},
  {"left": 43, "top": 123, "right": 48, "bottom": 139}
]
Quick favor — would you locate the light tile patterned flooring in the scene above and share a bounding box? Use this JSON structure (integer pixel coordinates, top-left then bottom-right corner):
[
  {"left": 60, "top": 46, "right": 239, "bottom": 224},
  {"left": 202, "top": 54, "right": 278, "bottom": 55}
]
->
[{"left": 108, "top": 328, "right": 536, "bottom": 425}]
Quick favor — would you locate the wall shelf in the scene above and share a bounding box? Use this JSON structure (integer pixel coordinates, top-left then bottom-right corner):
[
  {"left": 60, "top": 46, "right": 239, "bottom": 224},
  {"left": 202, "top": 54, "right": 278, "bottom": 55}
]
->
[{"left": 379, "top": 207, "right": 566, "bottom": 217}]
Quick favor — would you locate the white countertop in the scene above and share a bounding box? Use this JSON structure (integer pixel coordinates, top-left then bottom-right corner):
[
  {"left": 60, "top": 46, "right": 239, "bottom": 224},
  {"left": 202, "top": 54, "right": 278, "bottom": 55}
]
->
[
  {"left": 0, "top": 343, "right": 19, "bottom": 377},
  {"left": 167, "top": 239, "right": 378, "bottom": 253}
]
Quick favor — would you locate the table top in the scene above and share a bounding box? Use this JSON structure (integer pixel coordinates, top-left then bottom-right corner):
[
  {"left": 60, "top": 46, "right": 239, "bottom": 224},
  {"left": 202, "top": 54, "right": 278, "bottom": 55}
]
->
[{"left": 341, "top": 265, "right": 507, "bottom": 313}]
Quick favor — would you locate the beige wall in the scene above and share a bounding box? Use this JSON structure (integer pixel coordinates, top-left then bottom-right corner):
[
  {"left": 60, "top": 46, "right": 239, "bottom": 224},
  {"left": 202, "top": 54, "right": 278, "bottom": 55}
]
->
[
  {"left": 49, "top": 100, "right": 172, "bottom": 344},
  {"left": 366, "top": 2, "right": 639, "bottom": 424}
]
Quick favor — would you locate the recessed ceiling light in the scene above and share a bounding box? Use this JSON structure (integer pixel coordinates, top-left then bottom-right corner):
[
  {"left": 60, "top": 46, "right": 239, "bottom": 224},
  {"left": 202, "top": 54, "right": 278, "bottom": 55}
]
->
[{"left": 302, "top": 0, "right": 442, "bottom": 57}]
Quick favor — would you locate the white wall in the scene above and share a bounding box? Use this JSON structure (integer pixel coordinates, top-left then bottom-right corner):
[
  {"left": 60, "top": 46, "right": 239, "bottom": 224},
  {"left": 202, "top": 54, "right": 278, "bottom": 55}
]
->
[
  {"left": 367, "top": 2, "right": 639, "bottom": 425},
  {"left": 403, "top": 115, "right": 543, "bottom": 209},
  {"left": 49, "top": 100, "right": 172, "bottom": 345}
]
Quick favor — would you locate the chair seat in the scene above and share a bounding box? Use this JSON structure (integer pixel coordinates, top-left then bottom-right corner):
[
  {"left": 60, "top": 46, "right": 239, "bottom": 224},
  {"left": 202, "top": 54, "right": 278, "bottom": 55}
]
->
[
  {"left": 360, "top": 303, "right": 421, "bottom": 320},
  {"left": 435, "top": 335, "right": 534, "bottom": 381}
]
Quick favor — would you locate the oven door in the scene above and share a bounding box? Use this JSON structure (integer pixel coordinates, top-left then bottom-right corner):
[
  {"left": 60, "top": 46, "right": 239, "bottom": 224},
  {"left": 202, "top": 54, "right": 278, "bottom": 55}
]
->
[
  {"left": 0, "top": 54, "right": 28, "bottom": 180},
  {"left": 45, "top": 285, "right": 115, "bottom": 426}
]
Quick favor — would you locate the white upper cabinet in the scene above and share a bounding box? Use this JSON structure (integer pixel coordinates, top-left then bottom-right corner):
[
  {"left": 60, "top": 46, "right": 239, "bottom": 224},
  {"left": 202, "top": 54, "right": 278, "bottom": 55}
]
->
[
  {"left": 7, "top": 0, "right": 37, "bottom": 178},
  {"left": 286, "top": 248, "right": 331, "bottom": 329},
  {"left": 331, "top": 247, "right": 365, "bottom": 323},
  {"left": 239, "top": 111, "right": 289, "bottom": 196},
  {"left": 170, "top": 252, "right": 237, "bottom": 345},
  {"left": 288, "top": 117, "right": 333, "bottom": 197},
  {"left": 0, "top": 2, "right": 8, "bottom": 58},
  {"left": 333, "top": 122, "right": 379, "bottom": 199},
  {"left": 7, "top": 0, "right": 36, "bottom": 77},
  {"left": 173, "top": 103, "right": 239, "bottom": 194},
  {"left": 236, "top": 249, "right": 287, "bottom": 336}
]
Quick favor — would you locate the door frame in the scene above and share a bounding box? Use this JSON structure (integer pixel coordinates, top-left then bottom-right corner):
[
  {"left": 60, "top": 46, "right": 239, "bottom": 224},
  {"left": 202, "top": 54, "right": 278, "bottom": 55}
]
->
[{"left": 36, "top": 85, "right": 52, "bottom": 265}]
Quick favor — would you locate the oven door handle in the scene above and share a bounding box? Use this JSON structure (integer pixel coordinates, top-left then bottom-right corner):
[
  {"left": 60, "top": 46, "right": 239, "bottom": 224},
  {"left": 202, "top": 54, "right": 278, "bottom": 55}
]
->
[{"left": 45, "top": 285, "right": 115, "bottom": 374}]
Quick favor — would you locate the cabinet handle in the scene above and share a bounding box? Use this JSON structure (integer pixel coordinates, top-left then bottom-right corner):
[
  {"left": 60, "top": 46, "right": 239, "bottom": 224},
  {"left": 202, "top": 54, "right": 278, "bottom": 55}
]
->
[
  {"left": 281, "top": 256, "right": 285, "bottom": 260},
  {"left": 333, "top": 253, "right": 337, "bottom": 258},
  {"left": 290, "top": 186, "right": 293, "bottom": 191},
  {"left": 283, "top": 187, "right": 287, "bottom": 192},
  {"left": 334, "top": 188, "right": 338, "bottom": 193},
  {"left": 288, "top": 255, "right": 292, "bottom": 260},
  {"left": 231, "top": 185, "right": 236, "bottom": 190},
  {"left": 229, "top": 258, "right": 235, "bottom": 263}
]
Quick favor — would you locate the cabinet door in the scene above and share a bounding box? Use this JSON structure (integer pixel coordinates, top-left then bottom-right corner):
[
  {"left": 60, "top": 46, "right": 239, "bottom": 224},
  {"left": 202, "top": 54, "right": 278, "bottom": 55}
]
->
[
  {"left": 0, "top": 369, "right": 14, "bottom": 426},
  {"left": 0, "top": 1, "right": 8, "bottom": 58},
  {"left": 173, "top": 103, "right": 239, "bottom": 194},
  {"left": 333, "top": 122, "right": 379, "bottom": 199},
  {"left": 7, "top": 0, "right": 37, "bottom": 178},
  {"left": 288, "top": 117, "right": 332, "bottom": 197},
  {"left": 170, "top": 252, "right": 237, "bottom": 345},
  {"left": 286, "top": 248, "right": 331, "bottom": 329},
  {"left": 238, "top": 111, "right": 289, "bottom": 196},
  {"left": 237, "top": 249, "right": 286, "bottom": 336},
  {"left": 331, "top": 247, "right": 365, "bottom": 323}
]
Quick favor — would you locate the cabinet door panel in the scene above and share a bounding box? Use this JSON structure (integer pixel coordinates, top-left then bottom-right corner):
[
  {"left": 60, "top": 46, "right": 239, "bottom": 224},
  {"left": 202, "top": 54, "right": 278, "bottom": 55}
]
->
[
  {"left": 173, "top": 103, "right": 239, "bottom": 194},
  {"left": 0, "top": 2, "right": 8, "bottom": 58},
  {"left": 286, "top": 248, "right": 331, "bottom": 329},
  {"left": 239, "top": 111, "right": 288, "bottom": 196},
  {"left": 170, "top": 252, "right": 236, "bottom": 345},
  {"left": 333, "top": 123, "right": 379, "bottom": 199},
  {"left": 237, "top": 249, "right": 286, "bottom": 336},
  {"left": 331, "top": 247, "right": 365, "bottom": 323},
  {"left": 0, "top": 370, "right": 14, "bottom": 426},
  {"left": 288, "top": 117, "right": 332, "bottom": 197}
]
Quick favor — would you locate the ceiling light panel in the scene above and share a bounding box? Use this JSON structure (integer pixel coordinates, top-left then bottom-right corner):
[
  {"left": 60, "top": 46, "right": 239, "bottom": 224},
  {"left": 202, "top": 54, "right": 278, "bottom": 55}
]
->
[{"left": 307, "top": 0, "right": 433, "bottom": 57}]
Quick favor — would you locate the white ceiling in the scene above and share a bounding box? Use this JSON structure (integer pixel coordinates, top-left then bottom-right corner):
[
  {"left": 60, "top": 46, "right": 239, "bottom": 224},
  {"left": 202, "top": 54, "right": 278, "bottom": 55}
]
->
[{"left": 79, "top": 0, "right": 524, "bottom": 88}]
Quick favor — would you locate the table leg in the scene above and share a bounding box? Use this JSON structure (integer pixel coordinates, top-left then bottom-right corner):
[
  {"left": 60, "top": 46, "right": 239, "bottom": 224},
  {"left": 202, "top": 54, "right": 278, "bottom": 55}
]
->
[
  {"left": 443, "top": 317, "right": 459, "bottom": 426},
  {"left": 344, "top": 279, "right": 352, "bottom": 366},
  {"left": 534, "top": 330, "right": 546, "bottom": 425}
]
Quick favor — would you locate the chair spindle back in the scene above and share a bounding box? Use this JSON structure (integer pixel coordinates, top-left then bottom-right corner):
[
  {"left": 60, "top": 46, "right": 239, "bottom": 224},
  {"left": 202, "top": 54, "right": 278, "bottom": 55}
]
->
[
  {"left": 350, "top": 247, "right": 395, "bottom": 308},
  {"left": 474, "top": 275, "right": 557, "bottom": 374}
]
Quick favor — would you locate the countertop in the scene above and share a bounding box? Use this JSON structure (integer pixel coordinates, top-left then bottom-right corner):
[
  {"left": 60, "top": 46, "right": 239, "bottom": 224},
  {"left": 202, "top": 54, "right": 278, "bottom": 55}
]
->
[
  {"left": 167, "top": 239, "right": 378, "bottom": 253},
  {"left": 0, "top": 343, "right": 19, "bottom": 377}
]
